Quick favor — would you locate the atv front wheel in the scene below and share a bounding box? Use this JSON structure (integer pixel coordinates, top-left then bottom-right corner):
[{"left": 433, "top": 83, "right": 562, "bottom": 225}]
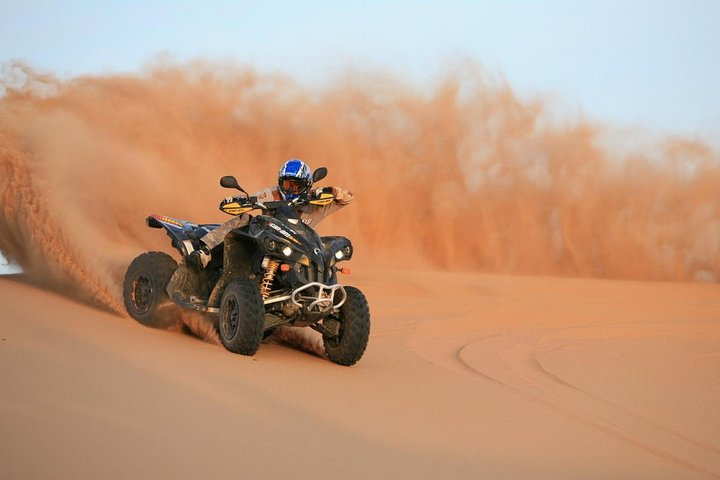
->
[
  {"left": 323, "top": 286, "right": 370, "bottom": 366},
  {"left": 218, "top": 278, "right": 265, "bottom": 355},
  {"left": 123, "top": 252, "right": 179, "bottom": 329}
]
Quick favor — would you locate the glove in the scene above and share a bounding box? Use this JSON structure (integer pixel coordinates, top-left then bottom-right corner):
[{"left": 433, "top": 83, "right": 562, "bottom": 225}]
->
[
  {"left": 313, "top": 186, "right": 334, "bottom": 197},
  {"left": 222, "top": 195, "right": 242, "bottom": 205}
]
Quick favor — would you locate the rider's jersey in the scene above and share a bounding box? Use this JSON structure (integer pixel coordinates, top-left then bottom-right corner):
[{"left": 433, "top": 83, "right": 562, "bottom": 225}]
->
[
  {"left": 250, "top": 185, "right": 353, "bottom": 227},
  {"left": 203, "top": 186, "right": 352, "bottom": 250}
]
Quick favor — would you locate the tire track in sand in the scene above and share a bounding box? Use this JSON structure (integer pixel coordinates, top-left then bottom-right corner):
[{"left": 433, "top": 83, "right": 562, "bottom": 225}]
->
[{"left": 456, "top": 325, "right": 720, "bottom": 478}]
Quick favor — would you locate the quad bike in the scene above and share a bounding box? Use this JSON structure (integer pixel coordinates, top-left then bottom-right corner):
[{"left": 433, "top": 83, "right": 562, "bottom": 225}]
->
[{"left": 122, "top": 167, "right": 370, "bottom": 366}]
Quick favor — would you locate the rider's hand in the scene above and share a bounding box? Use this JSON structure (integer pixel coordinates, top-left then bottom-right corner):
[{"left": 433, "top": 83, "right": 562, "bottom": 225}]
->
[{"left": 313, "top": 186, "right": 334, "bottom": 198}]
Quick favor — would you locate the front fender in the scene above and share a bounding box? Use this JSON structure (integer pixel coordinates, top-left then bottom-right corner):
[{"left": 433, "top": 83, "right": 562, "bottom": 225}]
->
[{"left": 322, "top": 236, "right": 353, "bottom": 263}]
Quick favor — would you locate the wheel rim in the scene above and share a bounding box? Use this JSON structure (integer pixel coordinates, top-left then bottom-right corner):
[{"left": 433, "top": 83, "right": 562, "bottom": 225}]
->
[
  {"left": 131, "top": 273, "right": 153, "bottom": 314},
  {"left": 221, "top": 295, "right": 240, "bottom": 339}
]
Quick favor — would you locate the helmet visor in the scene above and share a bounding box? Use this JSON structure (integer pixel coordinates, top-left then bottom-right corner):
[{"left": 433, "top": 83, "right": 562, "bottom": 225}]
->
[{"left": 280, "top": 177, "right": 308, "bottom": 195}]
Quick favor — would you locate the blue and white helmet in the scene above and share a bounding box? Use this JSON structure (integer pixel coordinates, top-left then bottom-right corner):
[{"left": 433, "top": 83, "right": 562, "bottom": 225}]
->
[{"left": 278, "top": 159, "right": 312, "bottom": 200}]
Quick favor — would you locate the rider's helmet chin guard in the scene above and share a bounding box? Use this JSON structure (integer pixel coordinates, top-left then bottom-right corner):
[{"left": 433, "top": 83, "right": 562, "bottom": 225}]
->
[{"left": 278, "top": 158, "right": 312, "bottom": 201}]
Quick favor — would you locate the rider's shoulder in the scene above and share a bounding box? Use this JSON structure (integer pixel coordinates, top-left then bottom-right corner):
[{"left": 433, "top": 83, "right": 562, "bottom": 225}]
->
[{"left": 253, "top": 186, "right": 281, "bottom": 202}]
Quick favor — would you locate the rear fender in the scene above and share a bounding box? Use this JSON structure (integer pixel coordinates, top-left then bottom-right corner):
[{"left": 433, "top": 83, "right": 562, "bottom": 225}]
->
[{"left": 147, "top": 214, "right": 219, "bottom": 257}]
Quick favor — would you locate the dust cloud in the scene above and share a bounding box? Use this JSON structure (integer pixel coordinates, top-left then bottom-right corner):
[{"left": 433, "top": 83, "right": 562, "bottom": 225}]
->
[{"left": 1, "top": 60, "right": 718, "bottom": 311}]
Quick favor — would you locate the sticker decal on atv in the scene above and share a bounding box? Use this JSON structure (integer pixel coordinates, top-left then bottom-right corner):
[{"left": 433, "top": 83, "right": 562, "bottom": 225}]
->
[
  {"left": 152, "top": 214, "right": 183, "bottom": 227},
  {"left": 221, "top": 202, "right": 253, "bottom": 215},
  {"left": 268, "top": 222, "right": 301, "bottom": 244},
  {"left": 309, "top": 193, "right": 334, "bottom": 206}
]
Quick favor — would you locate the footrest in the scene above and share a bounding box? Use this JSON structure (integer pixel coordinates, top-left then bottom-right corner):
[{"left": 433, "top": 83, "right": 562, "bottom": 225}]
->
[{"left": 171, "top": 293, "right": 209, "bottom": 312}]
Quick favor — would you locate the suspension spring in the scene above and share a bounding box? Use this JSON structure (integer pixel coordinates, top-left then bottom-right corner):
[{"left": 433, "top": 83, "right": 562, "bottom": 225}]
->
[{"left": 260, "top": 259, "right": 280, "bottom": 299}]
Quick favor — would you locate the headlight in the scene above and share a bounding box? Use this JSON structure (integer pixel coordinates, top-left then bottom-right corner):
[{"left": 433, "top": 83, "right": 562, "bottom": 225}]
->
[
  {"left": 335, "top": 250, "right": 344, "bottom": 260},
  {"left": 282, "top": 246, "right": 293, "bottom": 257},
  {"left": 265, "top": 239, "right": 277, "bottom": 251}
]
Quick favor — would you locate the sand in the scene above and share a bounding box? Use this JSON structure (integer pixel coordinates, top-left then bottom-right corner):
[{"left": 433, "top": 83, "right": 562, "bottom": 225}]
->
[
  {"left": 2, "top": 270, "right": 718, "bottom": 479},
  {"left": 2, "top": 61, "right": 719, "bottom": 479}
]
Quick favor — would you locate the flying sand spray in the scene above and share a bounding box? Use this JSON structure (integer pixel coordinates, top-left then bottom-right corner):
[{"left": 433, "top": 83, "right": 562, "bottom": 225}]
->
[{"left": 0, "top": 60, "right": 718, "bottom": 318}]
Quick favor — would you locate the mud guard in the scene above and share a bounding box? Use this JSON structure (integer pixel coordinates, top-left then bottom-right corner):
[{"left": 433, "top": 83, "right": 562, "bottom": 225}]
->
[{"left": 146, "top": 214, "right": 220, "bottom": 257}]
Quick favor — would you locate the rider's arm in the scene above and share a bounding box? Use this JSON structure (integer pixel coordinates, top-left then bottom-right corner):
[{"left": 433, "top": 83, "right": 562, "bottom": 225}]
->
[
  {"left": 302, "top": 186, "right": 353, "bottom": 227},
  {"left": 331, "top": 186, "right": 353, "bottom": 205},
  {"left": 253, "top": 186, "right": 282, "bottom": 202},
  {"left": 313, "top": 186, "right": 353, "bottom": 205}
]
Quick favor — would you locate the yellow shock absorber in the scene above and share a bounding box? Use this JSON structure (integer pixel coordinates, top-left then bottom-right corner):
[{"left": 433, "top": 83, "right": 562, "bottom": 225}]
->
[{"left": 260, "top": 259, "right": 280, "bottom": 299}]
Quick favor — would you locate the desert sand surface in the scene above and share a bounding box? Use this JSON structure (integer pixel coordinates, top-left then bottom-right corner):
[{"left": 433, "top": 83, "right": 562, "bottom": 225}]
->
[
  {"left": 2, "top": 269, "right": 719, "bottom": 480},
  {"left": 2, "top": 63, "right": 720, "bottom": 479}
]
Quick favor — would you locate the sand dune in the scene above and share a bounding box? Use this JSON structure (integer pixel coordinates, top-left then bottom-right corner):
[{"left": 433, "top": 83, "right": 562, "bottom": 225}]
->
[{"left": 2, "top": 271, "right": 718, "bottom": 479}]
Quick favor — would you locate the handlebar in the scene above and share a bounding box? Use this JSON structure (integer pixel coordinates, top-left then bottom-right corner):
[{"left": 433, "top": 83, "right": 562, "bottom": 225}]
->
[{"left": 219, "top": 189, "right": 335, "bottom": 216}]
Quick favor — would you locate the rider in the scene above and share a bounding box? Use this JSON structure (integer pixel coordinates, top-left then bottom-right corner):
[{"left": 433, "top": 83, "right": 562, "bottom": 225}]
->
[{"left": 186, "top": 158, "right": 353, "bottom": 270}]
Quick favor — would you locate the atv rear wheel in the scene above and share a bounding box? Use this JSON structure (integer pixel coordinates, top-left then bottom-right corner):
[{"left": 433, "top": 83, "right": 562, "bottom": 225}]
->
[
  {"left": 323, "top": 286, "right": 370, "bottom": 366},
  {"left": 218, "top": 278, "right": 265, "bottom": 355},
  {"left": 123, "top": 252, "right": 179, "bottom": 329}
]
